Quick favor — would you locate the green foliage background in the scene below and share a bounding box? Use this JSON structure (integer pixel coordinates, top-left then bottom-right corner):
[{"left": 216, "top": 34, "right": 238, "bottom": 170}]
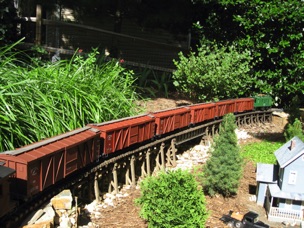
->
[{"left": 191, "top": 0, "right": 304, "bottom": 105}]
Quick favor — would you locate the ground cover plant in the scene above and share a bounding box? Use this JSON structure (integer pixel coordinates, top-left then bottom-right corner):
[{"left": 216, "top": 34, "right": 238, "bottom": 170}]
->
[
  {"left": 240, "top": 141, "right": 282, "bottom": 165},
  {"left": 0, "top": 43, "right": 139, "bottom": 152}
]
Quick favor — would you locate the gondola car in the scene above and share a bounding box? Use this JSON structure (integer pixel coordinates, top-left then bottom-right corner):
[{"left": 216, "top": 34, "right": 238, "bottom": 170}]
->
[
  {"left": 88, "top": 114, "right": 155, "bottom": 155},
  {"left": 215, "top": 99, "right": 236, "bottom": 117},
  {"left": 152, "top": 107, "right": 191, "bottom": 135},
  {"left": 189, "top": 102, "right": 216, "bottom": 125},
  {"left": 235, "top": 98, "right": 254, "bottom": 112}
]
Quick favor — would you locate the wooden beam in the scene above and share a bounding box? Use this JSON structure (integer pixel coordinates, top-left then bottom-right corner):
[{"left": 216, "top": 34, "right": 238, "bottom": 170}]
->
[{"left": 35, "top": 5, "right": 42, "bottom": 45}]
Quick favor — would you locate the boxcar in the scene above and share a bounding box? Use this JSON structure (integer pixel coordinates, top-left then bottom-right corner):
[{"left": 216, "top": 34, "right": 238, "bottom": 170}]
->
[
  {"left": 215, "top": 100, "right": 236, "bottom": 117},
  {"left": 152, "top": 107, "right": 191, "bottom": 135},
  {"left": 235, "top": 98, "right": 254, "bottom": 113},
  {"left": 89, "top": 114, "right": 155, "bottom": 155},
  {"left": 189, "top": 102, "right": 216, "bottom": 125},
  {"left": 0, "top": 127, "right": 100, "bottom": 198}
]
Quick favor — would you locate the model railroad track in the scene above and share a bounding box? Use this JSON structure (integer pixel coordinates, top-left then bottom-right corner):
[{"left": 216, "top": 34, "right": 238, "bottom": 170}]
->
[{"left": 0, "top": 110, "right": 272, "bottom": 228}]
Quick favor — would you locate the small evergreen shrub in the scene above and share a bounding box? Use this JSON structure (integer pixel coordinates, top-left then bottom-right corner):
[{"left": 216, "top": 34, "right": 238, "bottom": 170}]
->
[
  {"left": 135, "top": 169, "right": 208, "bottom": 228},
  {"left": 203, "top": 113, "right": 243, "bottom": 196}
]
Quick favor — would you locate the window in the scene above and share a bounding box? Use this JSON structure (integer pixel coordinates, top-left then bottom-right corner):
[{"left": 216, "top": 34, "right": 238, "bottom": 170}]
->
[{"left": 288, "top": 170, "right": 297, "bottom": 185}]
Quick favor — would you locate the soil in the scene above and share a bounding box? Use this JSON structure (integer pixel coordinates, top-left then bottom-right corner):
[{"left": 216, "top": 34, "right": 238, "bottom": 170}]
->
[{"left": 91, "top": 97, "right": 289, "bottom": 228}]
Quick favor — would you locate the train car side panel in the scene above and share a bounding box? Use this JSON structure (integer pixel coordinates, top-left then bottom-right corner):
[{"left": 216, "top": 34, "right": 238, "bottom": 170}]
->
[
  {"left": 153, "top": 107, "right": 191, "bottom": 135},
  {"left": 189, "top": 103, "right": 216, "bottom": 124},
  {"left": 215, "top": 100, "right": 236, "bottom": 117},
  {"left": 54, "top": 151, "right": 64, "bottom": 183},
  {"left": 65, "top": 147, "right": 79, "bottom": 176},
  {"left": 89, "top": 115, "right": 155, "bottom": 155},
  {"left": 136, "top": 121, "right": 154, "bottom": 142},
  {"left": 235, "top": 98, "right": 254, "bottom": 112},
  {"left": 27, "top": 161, "right": 41, "bottom": 195}
]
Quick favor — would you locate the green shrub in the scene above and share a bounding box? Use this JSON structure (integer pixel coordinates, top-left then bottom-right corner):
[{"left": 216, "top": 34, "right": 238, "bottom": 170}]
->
[
  {"left": 172, "top": 44, "right": 253, "bottom": 101},
  {"left": 285, "top": 95, "right": 302, "bottom": 125},
  {"left": 136, "top": 169, "right": 208, "bottom": 228},
  {"left": 203, "top": 113, "right": 243, "bottom": 196},
  {"left": 284, "top": 118, "right": 304, "bottom": 142}
]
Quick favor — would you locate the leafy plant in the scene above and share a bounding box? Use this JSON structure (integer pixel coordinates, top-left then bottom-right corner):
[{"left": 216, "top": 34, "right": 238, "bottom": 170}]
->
[
  {"left": 203, "top": 113, "right": 243, "bottom": 196},
  {"left": 136, "top": 169, "right": 208, "bottom": 228},
  {"left": 284, "top": 95, "right": 302, "bottom": 125},
  {"left": 173, "top": 44, "right": 253, "bottom": 101},
  {"left": 284, "top": 119, "right": 304, "bottom": 142}
]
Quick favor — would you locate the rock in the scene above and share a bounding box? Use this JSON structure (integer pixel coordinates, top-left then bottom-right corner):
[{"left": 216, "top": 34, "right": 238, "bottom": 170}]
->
[
  {"left": 84, "top": 201, "right": 97, "bottom": 213},
  {"left": 26, "top": 209, "right": 44, "bottom": 225},
  {"left": 22, "top": 203, "right": 55, "bottom": 228},
  {"left": 22, "top": 221, "right": 53, "bottom": 228},
  {"left": 35, "top": 204, "right": 55, "bottom": 224},
  {"left": 51, "top": 189, "right": 73, "bottom": 210},
  {"left": 59, "top": 214, "right": 71, "bottom": 228}
]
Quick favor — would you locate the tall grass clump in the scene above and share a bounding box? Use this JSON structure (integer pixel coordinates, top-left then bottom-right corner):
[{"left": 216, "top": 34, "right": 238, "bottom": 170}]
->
[{"left": 0, "top": 44, "right": 138, "bottom": 152}]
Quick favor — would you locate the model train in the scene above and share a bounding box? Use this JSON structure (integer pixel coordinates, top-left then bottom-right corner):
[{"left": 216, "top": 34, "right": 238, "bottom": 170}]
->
[{"left": 0, "top": 95, "right": 272, "bottom": 219}]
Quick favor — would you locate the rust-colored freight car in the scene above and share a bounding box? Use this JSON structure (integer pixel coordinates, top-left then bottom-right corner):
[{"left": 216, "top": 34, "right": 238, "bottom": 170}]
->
[
  {"left": 235, "top": 98, "right": 254, "bottom": 112},
  {"left": 153, "top": 107, "right": 191, "bottom": 135},
  {"left": 0, "top": 165, "right": 16, "bottom": 218},
  {"left": 89, "top": 114, "right": 155, "bottom": 155},
  {"left": 215, "top": 100, "right": 236, "bottom": 117},
  {"left": 0, "top": 127, "right": 100, "bottom": 198},
  {"left": 189, "top": 102, "right": 216, "bottom": 125}
]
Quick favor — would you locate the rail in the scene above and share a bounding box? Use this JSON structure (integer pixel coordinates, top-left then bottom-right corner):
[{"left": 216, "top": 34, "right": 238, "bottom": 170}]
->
[{"left": 269, "top": 207, "right": 303, "bottom": 222}]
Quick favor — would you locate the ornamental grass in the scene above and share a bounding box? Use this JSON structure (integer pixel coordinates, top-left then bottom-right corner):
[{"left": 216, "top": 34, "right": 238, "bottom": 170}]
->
[{"left": 0, "top": 42, "right": 138, "bottom": 151}]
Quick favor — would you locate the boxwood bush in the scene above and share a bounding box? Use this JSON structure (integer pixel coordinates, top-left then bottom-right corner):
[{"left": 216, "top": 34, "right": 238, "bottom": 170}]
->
[{"left": 136, "top": 169, "right": 208, "bottom": 228}]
